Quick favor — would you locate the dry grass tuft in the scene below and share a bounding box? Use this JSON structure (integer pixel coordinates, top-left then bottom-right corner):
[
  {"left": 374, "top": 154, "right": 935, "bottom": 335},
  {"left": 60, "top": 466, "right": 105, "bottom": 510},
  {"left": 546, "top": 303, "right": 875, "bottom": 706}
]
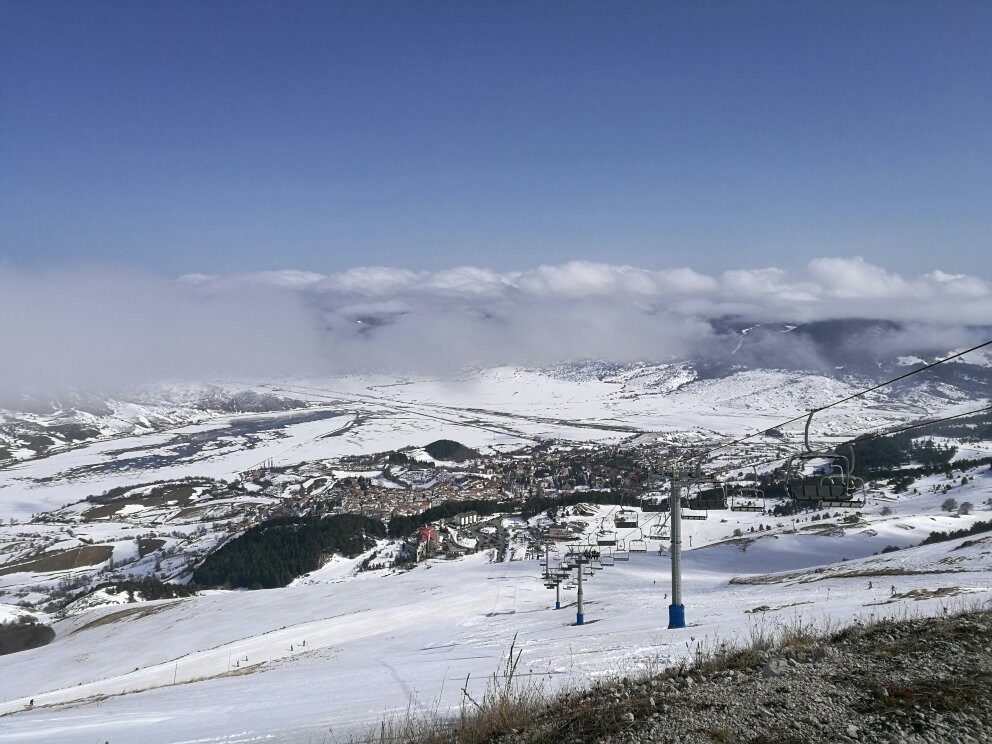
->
[
  {"left": 361, "top": 634, "right": 548, "bottom": 744},
  {"left": 877, "top": 677, "right": 988, "bottom": 714}
]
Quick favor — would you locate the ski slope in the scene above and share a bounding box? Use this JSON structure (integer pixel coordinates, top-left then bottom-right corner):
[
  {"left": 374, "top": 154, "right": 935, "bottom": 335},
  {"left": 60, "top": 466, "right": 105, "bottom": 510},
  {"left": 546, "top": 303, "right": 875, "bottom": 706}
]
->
[{"left": 2, "top": 488, "right": 991, "bottom": 744}]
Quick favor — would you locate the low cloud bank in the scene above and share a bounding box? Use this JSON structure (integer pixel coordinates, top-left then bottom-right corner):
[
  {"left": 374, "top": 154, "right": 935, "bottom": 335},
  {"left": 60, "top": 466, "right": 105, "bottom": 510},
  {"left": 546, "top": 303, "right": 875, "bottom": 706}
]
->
[{"left": 1, "top": 257, "right": 990, "bottom": 399}]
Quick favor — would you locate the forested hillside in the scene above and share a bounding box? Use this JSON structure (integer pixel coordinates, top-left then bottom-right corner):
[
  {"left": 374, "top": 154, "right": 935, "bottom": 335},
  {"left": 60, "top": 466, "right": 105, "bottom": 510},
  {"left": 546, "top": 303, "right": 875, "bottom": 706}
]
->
[{"left": 193, "top": 514, "right": 386, "bottom": 588}]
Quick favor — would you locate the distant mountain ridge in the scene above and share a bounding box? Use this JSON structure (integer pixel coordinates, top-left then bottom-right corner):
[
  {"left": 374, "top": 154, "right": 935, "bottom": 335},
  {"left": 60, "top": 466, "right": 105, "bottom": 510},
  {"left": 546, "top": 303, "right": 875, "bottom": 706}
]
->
[
  {"left": 2, "top": 318, "right": 990, "bottom": 468},
  {"left": 0, "top": 386, "right": 308, "bottom": 465}
]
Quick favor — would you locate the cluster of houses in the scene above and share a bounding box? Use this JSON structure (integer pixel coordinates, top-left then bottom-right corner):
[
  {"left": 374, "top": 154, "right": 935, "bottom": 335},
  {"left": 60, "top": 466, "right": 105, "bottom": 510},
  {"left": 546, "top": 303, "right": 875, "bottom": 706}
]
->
[
  {"left": 211, "top": 441, "right": 680, "bottom": 554},
  {"left": 307, "top": 442, "right": 663, "bottom": 519}
]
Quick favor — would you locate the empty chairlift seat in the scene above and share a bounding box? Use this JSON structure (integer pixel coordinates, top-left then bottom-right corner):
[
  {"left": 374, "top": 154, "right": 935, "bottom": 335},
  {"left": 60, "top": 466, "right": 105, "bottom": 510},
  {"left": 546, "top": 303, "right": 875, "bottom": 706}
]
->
[
  {"left": 596, "top": 530, "right": 617, "bottom": 546},
  {"left": 613, "top": 540, "right": 630, "bottom": 561},
  {"left": 680, "top": 498, "right": 708, "bottom": 520},
  {"left": 614, "top": 510, "right": 638, "bottom": 528},
  {"left": 730, "top": 487, "right": 765, "bottom": 512},
  {"left": 681, "top": 475, "right": 726, "bottom": 518},
  {"left": 648, "top": 517, "right": 671, "bottom": 540}
]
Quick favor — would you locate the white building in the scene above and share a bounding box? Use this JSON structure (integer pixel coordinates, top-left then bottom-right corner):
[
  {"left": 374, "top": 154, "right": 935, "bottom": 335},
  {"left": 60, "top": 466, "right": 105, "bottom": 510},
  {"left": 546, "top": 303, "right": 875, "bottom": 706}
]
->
[{"left": 453, "top": 511, "right": 479, "bottom": 526}]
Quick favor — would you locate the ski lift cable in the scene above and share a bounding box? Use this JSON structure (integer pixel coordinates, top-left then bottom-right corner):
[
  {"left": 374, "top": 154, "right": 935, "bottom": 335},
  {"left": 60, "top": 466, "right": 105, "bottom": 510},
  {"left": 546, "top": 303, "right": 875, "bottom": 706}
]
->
[
  {"left": 651, "top": 362, "right": 989, "bottom": 633},
  {"left": 841, "top": 403, "right": 992, "bottom": 443},
  {"left": 685, "top": 338, "right": 992, "bottom": 464},
  {"left": 641, "top": 402, "right": 991, "bottom": 527},
  {"left": 548, "top": 358, "right": 991, "bottom": 597},
  {"left": 702, "top": 402, "right": 992, "bottom": 480}
]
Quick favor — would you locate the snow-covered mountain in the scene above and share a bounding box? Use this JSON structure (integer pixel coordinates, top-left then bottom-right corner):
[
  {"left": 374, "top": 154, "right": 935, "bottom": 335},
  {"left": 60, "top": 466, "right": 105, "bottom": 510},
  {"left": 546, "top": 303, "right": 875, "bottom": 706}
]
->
[
  {"left": 0, "top": 332, "right": 988, "bottom": 520},
  {"left": 0, "top": 385, "right": 308, "bottom": 465},
  {"left": 3, "top": 330, "right": 989, "bottom": 469},
  {"left": 1, "top": 328, "right": 990, "bottom": 743}
]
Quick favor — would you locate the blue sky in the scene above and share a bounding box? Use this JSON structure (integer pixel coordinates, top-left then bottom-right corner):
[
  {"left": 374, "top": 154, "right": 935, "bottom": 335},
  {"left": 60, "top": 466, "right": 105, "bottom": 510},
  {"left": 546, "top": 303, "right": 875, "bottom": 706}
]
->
[{"left": 1, "top": 1, "right": 989, "bottom": 277}]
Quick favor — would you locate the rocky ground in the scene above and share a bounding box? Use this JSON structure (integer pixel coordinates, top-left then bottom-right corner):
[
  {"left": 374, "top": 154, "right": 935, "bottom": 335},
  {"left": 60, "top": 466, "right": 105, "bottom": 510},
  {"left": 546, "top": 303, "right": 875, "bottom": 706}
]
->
[
  {"left": 377, "top": 608, "right": 992, "bottom": 744},
  {"left": 505, "top": 609, "right": 992, "bottom": 744}
]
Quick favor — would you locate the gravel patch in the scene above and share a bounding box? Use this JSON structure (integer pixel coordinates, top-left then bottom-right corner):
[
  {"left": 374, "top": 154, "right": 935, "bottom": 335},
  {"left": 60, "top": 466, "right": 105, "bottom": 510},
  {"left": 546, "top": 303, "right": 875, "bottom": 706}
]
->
[{"left": 497, "top": 609, "right": 992, "bottom": 744}]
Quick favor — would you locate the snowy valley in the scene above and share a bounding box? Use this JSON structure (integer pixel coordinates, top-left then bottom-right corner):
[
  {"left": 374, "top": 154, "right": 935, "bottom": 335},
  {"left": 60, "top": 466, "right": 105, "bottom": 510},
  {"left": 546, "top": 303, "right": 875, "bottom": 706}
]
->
[{"left": 0, "top": 356, "right": 991, "bottom": 743}]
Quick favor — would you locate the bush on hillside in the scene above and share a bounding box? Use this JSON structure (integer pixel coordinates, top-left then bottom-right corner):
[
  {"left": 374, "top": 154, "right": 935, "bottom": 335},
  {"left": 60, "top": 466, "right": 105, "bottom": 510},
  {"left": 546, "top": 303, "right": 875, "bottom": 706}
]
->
[
  {"left": 921, "top": 519, "right": 992, "bottom": 546},
  {"left": 424, "top": 440, "right": 481, "bottom": 462},
  {"left": 102, "top": 578, "right": 198, "bottom": 601},
  {"left": 0, "top": 616, "right": 55, "bottom": 656}
]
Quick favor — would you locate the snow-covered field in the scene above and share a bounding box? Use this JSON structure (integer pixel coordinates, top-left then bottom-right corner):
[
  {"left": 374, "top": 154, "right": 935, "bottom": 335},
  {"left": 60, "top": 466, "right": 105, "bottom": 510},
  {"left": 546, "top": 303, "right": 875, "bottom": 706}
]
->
[
  {"left": 1, "top": 366, "right": 990, "bottom": 743},
  {"left": 1, "top": 365, "right": 975, "bottom": 523}
]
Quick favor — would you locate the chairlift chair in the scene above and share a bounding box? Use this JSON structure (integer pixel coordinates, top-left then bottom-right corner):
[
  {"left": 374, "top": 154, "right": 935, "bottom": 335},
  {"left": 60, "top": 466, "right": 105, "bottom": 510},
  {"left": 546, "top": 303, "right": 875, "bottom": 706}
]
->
[
  {"left": 627, "top": 528, "right": 648, "bottom": 553},
  {"left": 784, "top": 412, "right": 866, "bottom": 509},
  {"left": 596, "top": 529, "right": 617, "bottom": 547},
  {"left": 614, "top": 509, "right": 638, "bottom": 528},
  {"left": 680, "top": 497, "right": 708, "bottom": 520},
  {"left": 730, "top": 487, "right": 765, "bottom": 513},
  {"left": 649, "top": 524, "right": 670, "bottom": 539},
  {"left": 568, "top": 544, "right": 598, "bottom": 563},
  {"left": 647, "top": 515, "right": 670, "bottom": 540},
  {"left": 687, "top": 477, "right": 728, "bottom": 511},
  {"left": 613, "top": 539, "right": 630, "bottom": 562}
]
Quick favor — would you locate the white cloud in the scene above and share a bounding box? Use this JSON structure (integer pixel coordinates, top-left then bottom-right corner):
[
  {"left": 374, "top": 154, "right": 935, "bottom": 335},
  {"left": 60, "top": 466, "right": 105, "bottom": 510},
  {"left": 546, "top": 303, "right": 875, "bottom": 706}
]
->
[
  {"left": 1, "top": 257, "right": 990, "bottom": 397},
  {"left": 0, "top": 267, "right": 324, "bottom": 397}
]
